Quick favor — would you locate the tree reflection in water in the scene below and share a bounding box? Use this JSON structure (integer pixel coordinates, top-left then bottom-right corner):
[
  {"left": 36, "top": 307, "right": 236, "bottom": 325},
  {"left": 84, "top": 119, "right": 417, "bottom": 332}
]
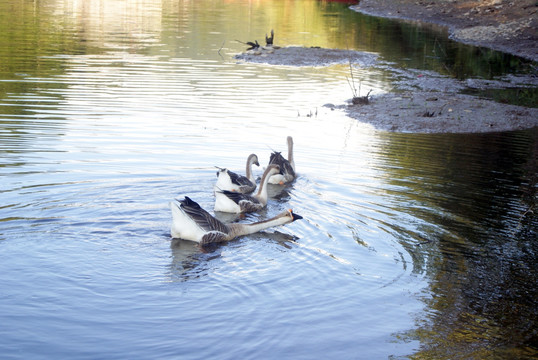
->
[{"left": 386, "top": 129, "right": 538, "bottom": 358}]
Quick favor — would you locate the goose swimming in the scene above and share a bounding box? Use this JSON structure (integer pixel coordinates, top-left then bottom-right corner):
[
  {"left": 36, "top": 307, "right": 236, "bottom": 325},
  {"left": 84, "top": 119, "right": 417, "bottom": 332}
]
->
[
  {"left": 170, "top": 196, "right": 302, "bottom": 244},
  {"left": 268, "top": 136, "right": 295, "bottom": 184},
  {"left": 215, "top": 164, "right": 280, "bottom": 213},
  {"left": 215, "top": 154, "right": 259, "bottom": 194}
]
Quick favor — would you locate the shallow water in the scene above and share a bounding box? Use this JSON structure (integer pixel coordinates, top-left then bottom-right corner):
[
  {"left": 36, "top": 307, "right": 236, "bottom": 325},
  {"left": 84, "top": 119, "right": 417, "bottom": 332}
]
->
[{"left": 1, "top": 0, "right": 537, "bottom": 359}]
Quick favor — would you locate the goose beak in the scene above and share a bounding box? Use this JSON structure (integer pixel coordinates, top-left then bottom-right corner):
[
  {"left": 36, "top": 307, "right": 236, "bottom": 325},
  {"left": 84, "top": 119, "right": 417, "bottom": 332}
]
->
[{"left": 288, "top": 209, "right": 303, "bottom": 221}]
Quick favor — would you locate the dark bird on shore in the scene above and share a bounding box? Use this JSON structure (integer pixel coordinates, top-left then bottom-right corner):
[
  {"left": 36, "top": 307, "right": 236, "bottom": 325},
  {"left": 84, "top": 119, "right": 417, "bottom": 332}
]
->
[
  {"left": 235, "top": 39, "right": 260, "bottom": 50},
  {"left": 246, "top": 40, "right": 260, "bottom": 50},
  {"left": 265, "top": 29, "right": 274, "bottom": 46}
]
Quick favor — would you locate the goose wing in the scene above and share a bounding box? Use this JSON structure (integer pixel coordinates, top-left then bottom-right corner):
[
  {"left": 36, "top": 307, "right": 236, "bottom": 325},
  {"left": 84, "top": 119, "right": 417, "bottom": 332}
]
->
[
  {"left": 218, "top": 190, "right": 263, "bottom": 213},
  {"left": 179, "top": 197, "right": 229, "bottom": 234},
  {"left": 200, "top": 231, "right": 229, "bottom": 245},
  {"left": 280, "top": 161, "right": 295, "bottom": 178},
  {"left": 218, "top": 190, "right": 256, "bottom": 205},
  {"left": 227, "top": 169, "right": 255, "bottom": 188},
  {"left": 269, "top": 152, "right": 296, "bottom": 178}
]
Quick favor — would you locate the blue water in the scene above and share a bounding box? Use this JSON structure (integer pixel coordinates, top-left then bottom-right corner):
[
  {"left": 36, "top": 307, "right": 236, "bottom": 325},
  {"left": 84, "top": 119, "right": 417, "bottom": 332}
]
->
[{"left": 1, "top": 0, "right": 537, "bottom": 358}]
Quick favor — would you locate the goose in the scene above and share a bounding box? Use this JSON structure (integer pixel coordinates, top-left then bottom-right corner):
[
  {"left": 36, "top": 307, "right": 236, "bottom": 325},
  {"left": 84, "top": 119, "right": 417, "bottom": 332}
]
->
[
  {"left": 215, "top": 164, "right": 280, "bottom": 213},
  {"left": 268, "top": 136, "right": 296, "bottom": 184},
  {"left": 215, "top": 154, "right": 259, "bottom": 194},
  {"left": 170, "top": 196, "right": 302, "bottom": 245}
]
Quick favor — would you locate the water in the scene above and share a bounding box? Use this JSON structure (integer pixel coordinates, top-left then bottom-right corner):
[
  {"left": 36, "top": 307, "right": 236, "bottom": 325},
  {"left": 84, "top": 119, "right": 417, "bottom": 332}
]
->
[{"left": 1, "top": 0, "right": 537, "bottom": 359}]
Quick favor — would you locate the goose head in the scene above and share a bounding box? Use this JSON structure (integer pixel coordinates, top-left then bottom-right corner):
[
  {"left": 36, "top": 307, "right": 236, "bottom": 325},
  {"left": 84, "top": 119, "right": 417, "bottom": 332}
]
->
[
  {"left": 215, "top": 166, "right": 227, "bottom": 177},
  {"left": 248, "top": 154, "right": 260, "bottom": 167},
  {"left": 287, "top": 209, "right": 303, "bottom": 222},
  {"left": 278, "top": 208, "right": 303, "bottom": 223}
]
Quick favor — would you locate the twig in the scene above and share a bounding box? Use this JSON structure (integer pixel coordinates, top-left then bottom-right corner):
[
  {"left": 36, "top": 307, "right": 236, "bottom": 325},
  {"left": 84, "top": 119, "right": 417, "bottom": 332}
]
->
[
  {"left": 217, "top": 40, "right": 225, "bottom": 59},
  {"left": 347, "top": 59, "right": 358, "bottom": 97},
  {"left": 346, "top": 77, "right": 356, "bottom": 98}
]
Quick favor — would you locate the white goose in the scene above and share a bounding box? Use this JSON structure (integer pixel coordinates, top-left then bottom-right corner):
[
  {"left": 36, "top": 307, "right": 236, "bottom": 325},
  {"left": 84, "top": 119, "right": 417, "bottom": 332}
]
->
[
  {"left": 268, "top": 136, "right": 296, "bottom": 185},
  {"left": 214, "top": 164, "right": 280, "bottom": 213},
  {"left": 170, "top": 196, "right": 302, "bottom": 245},
  {"left": 215, "top": 154, "right": 259, "bottom": 194}
]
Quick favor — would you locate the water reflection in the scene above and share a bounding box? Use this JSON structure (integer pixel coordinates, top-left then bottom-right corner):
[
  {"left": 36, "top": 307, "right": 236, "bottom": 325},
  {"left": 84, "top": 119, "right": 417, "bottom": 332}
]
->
[
  {"left": 1, "top": 0, "right": 537, "bottom": 358},
  {"left": 380, "top": 129, "right": 538, "bottom": 358},
  {"left": 169, "top": 238, "right": 214, "bottom": 281},
  {"left": 168, "top": 226, "right": 302, "bottom": 281}
]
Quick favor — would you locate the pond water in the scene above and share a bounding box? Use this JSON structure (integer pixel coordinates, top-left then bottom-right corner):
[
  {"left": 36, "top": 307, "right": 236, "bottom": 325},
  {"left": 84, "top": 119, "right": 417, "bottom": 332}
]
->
[{"left": 0, "top": 0, "right": 537, "bottom": 359}]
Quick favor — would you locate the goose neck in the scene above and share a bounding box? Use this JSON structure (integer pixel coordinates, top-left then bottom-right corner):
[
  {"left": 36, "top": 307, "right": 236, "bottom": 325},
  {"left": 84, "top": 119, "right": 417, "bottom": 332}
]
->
[
  {"left": 229, "top": 215, "right": 289, "bottom": 237},
  {"left": 256, "top": 166, "right": 276, "bottom": 197},
  {"left": 287, "top": 137, "right": 294, "bottom": 165}
]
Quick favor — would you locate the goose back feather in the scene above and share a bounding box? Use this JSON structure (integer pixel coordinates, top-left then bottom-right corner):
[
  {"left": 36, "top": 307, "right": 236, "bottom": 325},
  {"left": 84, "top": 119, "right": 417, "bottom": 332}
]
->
[
  {"left": 215, "top": 154, "right": 259, "bottom": 193},
  {"left": 215, "top": 164, "right": 280, "bottom": 213}
]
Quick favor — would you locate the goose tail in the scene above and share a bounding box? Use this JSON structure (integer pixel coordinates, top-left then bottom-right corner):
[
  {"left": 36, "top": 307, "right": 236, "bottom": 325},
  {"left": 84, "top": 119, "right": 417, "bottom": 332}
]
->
[
  {"left": 170, "top": 198, "right": 179, "bottom": 208},
  {"left": 169, "top": 199, "right": 185, "bottom": 238}
]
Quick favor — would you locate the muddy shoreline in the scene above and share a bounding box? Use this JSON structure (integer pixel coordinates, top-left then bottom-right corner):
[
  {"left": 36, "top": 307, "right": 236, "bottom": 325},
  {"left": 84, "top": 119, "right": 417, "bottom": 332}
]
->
[
  {"left": 336, "top": 92, "right": 537, "bottom": 133},
  {"left": 349, "top": 0, "right": 538, "bottom": 132},
  {"left": 353, "top": 0, "right": 538, "bottom": 62},
  {"left": 235, "top": 46, "right": 537, "bottom": 133}
]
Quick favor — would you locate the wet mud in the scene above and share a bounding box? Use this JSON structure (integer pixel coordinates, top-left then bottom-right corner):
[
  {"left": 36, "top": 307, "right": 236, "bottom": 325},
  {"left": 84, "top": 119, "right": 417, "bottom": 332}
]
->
[{"left": 338, "top": 91, "right": 537, "bottom": 133}]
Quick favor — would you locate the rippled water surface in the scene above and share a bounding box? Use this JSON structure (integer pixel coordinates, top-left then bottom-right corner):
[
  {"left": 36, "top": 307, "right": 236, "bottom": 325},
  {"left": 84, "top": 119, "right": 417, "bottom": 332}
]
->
[{"left": 1, "top": 0, "right": 537, "bottom": 359}]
